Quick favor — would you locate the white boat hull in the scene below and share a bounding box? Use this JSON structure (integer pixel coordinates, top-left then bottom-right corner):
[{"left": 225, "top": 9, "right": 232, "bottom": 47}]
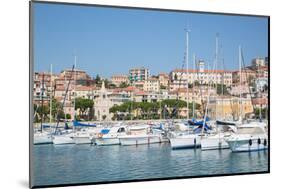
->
[
  {"left": 119, "top": 135, "right": 161, "bottom": 146},
  {"left": 95, "top": 138, "right": 120, "bottom": 146},
  {"left": 169, "top": 135, "right": 201, "bottom": 149},
  {"left": 226, "top": 138, "right": 268, "bottom": 152},
  {"left": 73, "top": 136, "right": 92, "bottom": 144},
  {"left": 53, "top": 135, "right": 75, "bottom": 145},
  {"left": 201, "top": 135, "right": 229, "bottom": 150},
  {"left": 34, "top": 135, "right": 53, "bottom": 145}
]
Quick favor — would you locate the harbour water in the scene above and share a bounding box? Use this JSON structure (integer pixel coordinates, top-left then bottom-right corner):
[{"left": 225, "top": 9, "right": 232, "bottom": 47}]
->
[{"left": 32, "top": 143, "right": 268, "bottom": 187}]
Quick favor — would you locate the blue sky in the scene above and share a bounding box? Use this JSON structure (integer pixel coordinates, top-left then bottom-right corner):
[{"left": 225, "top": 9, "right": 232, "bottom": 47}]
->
[{"left": 33, "top": 2, "right": 268, "bottom": 78}]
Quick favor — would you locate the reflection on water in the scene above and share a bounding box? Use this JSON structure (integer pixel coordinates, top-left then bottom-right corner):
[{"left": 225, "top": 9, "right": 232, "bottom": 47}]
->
[{"left": 32, "top": 143, "right": 268, "bottom": 186}]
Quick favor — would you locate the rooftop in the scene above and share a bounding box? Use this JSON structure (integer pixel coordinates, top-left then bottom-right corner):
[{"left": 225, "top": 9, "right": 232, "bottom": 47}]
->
[{"left": 173, "top": 69, "right": 232, "bottom": 73}]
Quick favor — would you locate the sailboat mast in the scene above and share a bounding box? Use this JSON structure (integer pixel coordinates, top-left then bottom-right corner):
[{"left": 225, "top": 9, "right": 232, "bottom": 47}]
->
[
  {"left": 192, "top": 54, "right": 196, "bottom": 118},
  {"left": 215, "top": 33, "right": 219, "bottom": 120},
  {"left": 54, "top": 65, "right": 75, "bottom": 134},
  {"left": 73, "top": 55, "right": 77, "bottom": 132},
  {"left": 258, "top": 63, "right": 262, "bottom": 121},
  {"left": 50, "top": 64, "right": 52, "bottom": 124},
  {"left": 40, "top": 73, "right": 45, "bottom": 132},
  {"left": 221, "top": 58, "right": 225, "bottom": 119},
  {"left": 74, "top": 55, "right": 77, "bottom": 121},
  {"left": 202, "top": 62, "right": 210, "bottom": 136},
  {"left": 239, "top": 45, "right": 243, "bottom": 121},
  {"left": 64, "top": 73, "right": 67, "bottom": 122},
  {"left": 186, "top": 30, "right": 189, "bottom": 120}
]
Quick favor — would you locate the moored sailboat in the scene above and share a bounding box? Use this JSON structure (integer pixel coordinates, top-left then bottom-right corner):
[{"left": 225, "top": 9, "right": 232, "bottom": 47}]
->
[
  {"left": 119, "top": 125, "right": 162, "bottom": 146},
  {"left": 34, "top": 73, "right": 53, "bottom": 145},
  {"left": 72, "top": 121, "right": 97, "bottom": 144},
  {"left": 224, "top": 46, "right": 268, "bottom": 152},
  {"left": 52, "top": 64, "right": 76, "bottom": 145}
]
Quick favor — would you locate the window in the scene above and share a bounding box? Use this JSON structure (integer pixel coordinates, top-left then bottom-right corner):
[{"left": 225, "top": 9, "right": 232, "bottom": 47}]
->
[{"left": 118, "top": 128, "right": 125, "bottom": 133}]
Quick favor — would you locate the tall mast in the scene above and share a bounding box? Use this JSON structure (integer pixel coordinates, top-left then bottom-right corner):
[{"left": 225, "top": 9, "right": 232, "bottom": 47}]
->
[
  {"left": 74, "top": 54, "right": 77, "bottom": 121},
  {"left": 40, "top": 73, "right": 45, "bottom": 132},
  {"left": 239, "top": 45, "right": 243, "bottom": 121},
  {"left": 54, "top": 65, "right": 75, "bottom": 135},
  {"left": 186, "top": 30, "right": 190, "bottom": 120},
  {"left": 64, "top": 72, "right": 67, "bottom": 122},
  {"left": 49, "top": 64, "right": 52, "bottom": 124},
  {"left": 215, "top": 33, "right": 219, "bottom": 120},
  {"left": 221, "top": 58, "right": 225, "bottom": 120},
  {"left": 192, "top": 54, "right": 196, "bottom": 118},
  {"left": 202, "top": 61, "right": 211, "bottom": 136},
  {"left": 258, "top": 63, "right": 262, "bottom": 121}
]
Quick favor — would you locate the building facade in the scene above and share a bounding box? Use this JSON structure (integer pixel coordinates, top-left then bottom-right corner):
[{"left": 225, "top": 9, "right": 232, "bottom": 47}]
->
[
  {"left": 232, "top": 68, "right": 256, "bottom": 85},
  {"left": 129, "top": 67, "right": 150, "bottom": 83},
  {"left": 208, "top": 96, "right": 254, "bottom": 120},
  {"left": 252, "top": 57, "right": 266, "bottom": 67},
  {"left": 158, "top": 73, "right": 169, "bottom": 89},
  {"left": 110, "top": 74, "right": 129, "bottom": 86},
  {"left": 94, "top": 81, "right": 114, "bottom": 121},
  {"left": 144, "top": 77, "right": 160, "bottom": 92},
  {"left": 169, "top": 69, "right": 232, "bottom": 91}
]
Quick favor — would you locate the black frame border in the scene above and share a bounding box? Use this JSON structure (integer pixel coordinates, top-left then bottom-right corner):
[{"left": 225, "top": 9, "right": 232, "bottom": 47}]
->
[{"left": 29, "top": 0, "right": 270, "bottom": 188}]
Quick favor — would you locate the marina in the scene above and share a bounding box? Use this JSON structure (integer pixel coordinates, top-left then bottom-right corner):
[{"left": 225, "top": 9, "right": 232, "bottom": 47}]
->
[{"left": 30, "top": 3, "right": 269, "bottom": 188}]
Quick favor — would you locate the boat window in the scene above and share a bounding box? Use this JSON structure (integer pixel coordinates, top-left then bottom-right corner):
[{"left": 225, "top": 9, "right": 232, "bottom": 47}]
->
[{"left": 118, "top": 128, "right": 125, "bottom": 133}]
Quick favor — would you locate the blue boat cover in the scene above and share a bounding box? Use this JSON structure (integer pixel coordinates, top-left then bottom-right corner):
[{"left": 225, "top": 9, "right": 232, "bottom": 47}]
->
[
  {"left": 73, "top": 120, "right": 96, "bottom": 127},
  {"left": 193, "top": 122, "right": 211, "bottom": 133},
  {"left": 100, "top": 129, "right": 110, "bottom": 134},
  {"left": 188, "top": 117, "right": 210, "bottom": 126},
  {"left": 42, "top": 125, "right": 51, "bottom": 128},
  {"left": 153, "top": 123, "right": 164, "bottom": 130},
  {"left": 159, "top": 123, "right": 163, "bottom": 130}
]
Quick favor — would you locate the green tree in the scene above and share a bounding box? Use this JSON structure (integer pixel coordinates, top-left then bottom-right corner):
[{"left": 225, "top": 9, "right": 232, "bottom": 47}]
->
[
  {"left": 95, "top": 74, "right": 101, "bottom": 83},
  {"left": 75, "top": 98, "right": 94, "bottom": 118},
  {"left": 119, "top": 82, "right": 129, "bottom": 88},
  {"left": 66, "top": 114, "right": 71, "bottom": 120},
  {"left": 37, "top": 105, "right": 49, "bottom": 122},
  {"left": 194, "top": 80, "right": 200, "bottom": 86},
  {"left": 109, "top": 99, "right": 199, "bottom": 120},
  {"left": 104, "top": 79, "right": 109, "bottom": 88},
  {"left": 160, "top": 85, "right": 167, "bottom": 90},
  {"left": 174, "top": 74, "right": 178, "bottom": 81},
  {"left": 95, "top": 74, "right": 102, "bottom": 87},
  {"left": 102, "top": 115, "right": 107, "bottom": 120},
  {"left": 50, "top": 99, "right": 63, "bottom": 119},
  {"left": 108, "top": 83, "right": 116, "bottom": 89},
  {"left": 216, "top": 84, "right": 229, "bottom": 95},
  {"left": 254, "top": 107, "right": 267, "bottom": 119},
  {"left": 247, "top": 75, "right": 255, "bottom": 88}
]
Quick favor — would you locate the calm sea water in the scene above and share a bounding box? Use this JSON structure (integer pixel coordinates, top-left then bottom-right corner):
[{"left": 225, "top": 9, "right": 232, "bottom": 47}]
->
[{"left": 32, "top": 143, "right": 268, "bottom": 187}]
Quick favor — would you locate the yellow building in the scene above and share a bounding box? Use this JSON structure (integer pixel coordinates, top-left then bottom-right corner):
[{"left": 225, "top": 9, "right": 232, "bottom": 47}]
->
[
  {"left": 158, "top": 73, "right": 169, "bottom": 88},
  {"left": 144, "top": 77, "right": 160, "bottom": 92},
  {"left": 208, "top": 96, "right": 254, "bottom": 120},
  {"left": 110, "top": 74, "right": 129, "bottom": 86}
]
